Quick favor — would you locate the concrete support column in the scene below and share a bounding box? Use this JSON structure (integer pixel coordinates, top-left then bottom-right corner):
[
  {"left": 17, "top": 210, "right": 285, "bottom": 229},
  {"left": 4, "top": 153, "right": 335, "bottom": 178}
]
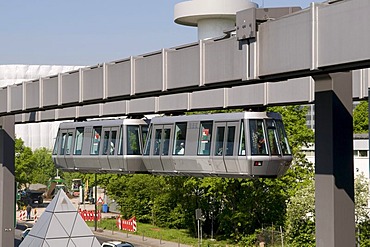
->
[
  {"left": 314, "top": 72, "right": 355, "bottom": 247},
  {"left": 0, "top": 116, "right": 15, "bottom": 246},
  {"left": 368, "top": 88, "right": 370, "bottom": 178}
]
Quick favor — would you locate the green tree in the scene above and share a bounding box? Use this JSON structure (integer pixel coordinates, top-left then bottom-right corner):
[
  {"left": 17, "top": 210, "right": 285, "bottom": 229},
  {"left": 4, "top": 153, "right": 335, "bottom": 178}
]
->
[
  {"left": 355, "top": 173, "right": 370, "bottom": 247},
  {"left": 284, "top": 173, "right": 370, "bottom": 247},
  {"left": 15, "top": 138, "right": 35, "bottom": 187},
  {"left": 62, "top": 171, "right": 83, "bottom": 191},
  {"left": 105, "top": 174, "right": 165, "bottom": 223},
  {"left": 355, "top": 173, "right": 370, "bottom": 224},
  {"left": 358, "top": 220, "right": 370, "bottom": 247},
  {"left": 31, "top": 147, "right": 57, "bottom": 185},
  {"left": 353, "top": 101, "right": 368, "bottom": 133},
  {"left": 285, "top": 179, "right": 315, "bottom": 246}
]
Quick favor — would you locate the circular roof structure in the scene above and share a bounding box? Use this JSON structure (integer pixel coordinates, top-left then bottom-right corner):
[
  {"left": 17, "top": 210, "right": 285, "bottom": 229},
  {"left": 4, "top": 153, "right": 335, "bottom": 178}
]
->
[{"left": 174, "top": 0, "right": 257, "bottom": 27}]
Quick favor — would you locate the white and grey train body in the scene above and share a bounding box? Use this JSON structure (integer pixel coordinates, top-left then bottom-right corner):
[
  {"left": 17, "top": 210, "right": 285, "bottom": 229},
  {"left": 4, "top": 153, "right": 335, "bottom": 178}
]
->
[
  {"left": 52, "top": 112, "right": 292, "bottom": 178},
  {"left": 52, "top": 119, "right": 149, "bottom": 173},
  {"left": 143, "top": 112, "right": 292, "bottom": 178}
]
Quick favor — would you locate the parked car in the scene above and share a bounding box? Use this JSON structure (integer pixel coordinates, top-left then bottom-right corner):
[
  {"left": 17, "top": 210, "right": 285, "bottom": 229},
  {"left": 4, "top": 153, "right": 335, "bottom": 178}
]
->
[
  {"left": 101, "top": 241, "right": 134, "bottom": 247},
  {"left": 21, "top": 228, "right": 32, "bottom": 241}
]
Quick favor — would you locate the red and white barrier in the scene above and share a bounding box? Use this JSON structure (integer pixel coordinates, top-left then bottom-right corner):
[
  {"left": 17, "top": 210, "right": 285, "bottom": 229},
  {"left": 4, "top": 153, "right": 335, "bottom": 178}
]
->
[
  {"left": 116, "top": 216, "right": 137, "bottom": 232},
  {"left": 78, "top": 209, "right": 101, "bottom": 221},
  {"left": 19, "top": 210, "right": 26, "bottom": 221},
  {"left": 117, "top": 217, "right": 122, "bottom": 230},
  {"left": 18, "top": 210, "right": 39, "bottom": 222}
]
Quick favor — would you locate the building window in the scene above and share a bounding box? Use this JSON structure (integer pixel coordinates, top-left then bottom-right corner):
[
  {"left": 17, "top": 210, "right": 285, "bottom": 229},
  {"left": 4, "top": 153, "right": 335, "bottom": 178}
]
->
[
  {"left": 359, "top": 150, "right": 368, "bottom": 157},
  {"left": 353, "top": 150, "right": 368, "bottom": 157}
]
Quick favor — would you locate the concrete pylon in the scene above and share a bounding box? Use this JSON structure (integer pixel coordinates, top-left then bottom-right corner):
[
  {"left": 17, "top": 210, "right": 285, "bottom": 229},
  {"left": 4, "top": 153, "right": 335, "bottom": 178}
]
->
[
  {"left": 0, "top": 116, "right": 15, "bottom": 247},
  {"left": 314, "top": 72, "right": 355, "bottom": 247}
]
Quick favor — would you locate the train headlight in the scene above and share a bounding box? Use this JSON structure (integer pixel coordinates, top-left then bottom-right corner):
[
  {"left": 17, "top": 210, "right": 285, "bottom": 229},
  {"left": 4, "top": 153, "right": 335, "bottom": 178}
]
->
[{"left": 254, "top": 161, "right": 263, "bottom": 166}]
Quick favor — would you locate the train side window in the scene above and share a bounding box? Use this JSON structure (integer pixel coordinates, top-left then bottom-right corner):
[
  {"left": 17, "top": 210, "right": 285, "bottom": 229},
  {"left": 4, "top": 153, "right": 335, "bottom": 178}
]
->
[
  {"left": 173, "top": 123, "right": 187, "bottom": 155},
  {"left": 226, "top": 125, "right": 235, "bottom": 156},
  {"left": 266, "top": 120, "right": 280, "bottom": 155},
  {"left": 197, "top": 121, "right": 213, "bottom": 155},
  {"left": 162, "top": 128, "right": 171, "bottom": 155},
  {"left": 141, "top": 126, "right": 148, "bottom": 153},
  {"left": 127, "top": 126, "right": 140, "bottom": 155},
  {"left": 90, "top": 127, "right": 102, "bottom": 155},
  {"left": 118, "top": 126, "right": 123, "bottom": 155},
  {"left": 65, "top": 132, "right": 73, "bottom": 155},
  {"left": 60, "top": 132, "right": 67, "bottom": 155},
  {"left": 73, "top": 127, "right": 84, "bottom": 155},
  {"left": 238, "top": 121, "right": 246, "bottom": 156},
  {"left": 53, "top": 130, "right": 60, "bottom": 155},
  {"left": 276, "top": 120, "right": 291, "bottom": 155},
  {"left": 250, "top": 120, "right": 268, "bottom": 155},
  {"left": 143, "top": 125, "right": 152, "bottom": 155},
  {"left": 215, "top": 126, "right": 225, "bottom": 156},
  {"left": 110, "top": 130, "right": 117, "bottom": 155},
  {"left": 154, "top": 129, "right": 162, "bottom": 155},
  {"left": 102, "top": 130, "right": 110, "bottom": 155}
]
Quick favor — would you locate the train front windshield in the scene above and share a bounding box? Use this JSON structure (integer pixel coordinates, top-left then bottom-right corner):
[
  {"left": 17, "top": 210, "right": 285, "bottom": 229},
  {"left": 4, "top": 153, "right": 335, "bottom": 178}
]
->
[
  {"left": 249, "top": 119, "right": 291, "bottom": 156},
  {"left": 276, "top": 120, "right": 291, "bottom": 155}
]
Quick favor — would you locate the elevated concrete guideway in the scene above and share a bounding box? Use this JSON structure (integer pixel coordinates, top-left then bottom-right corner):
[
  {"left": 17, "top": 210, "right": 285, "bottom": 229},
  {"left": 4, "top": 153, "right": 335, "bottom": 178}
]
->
[
  {"left": 9, "top": 69, "right": 370, "bottom": 124},
  {"left": 0, "top": 0, "right": 368, "bottom": 246},
  {"left": 0, "top": 0, "right": 370, "bottom": 122}
]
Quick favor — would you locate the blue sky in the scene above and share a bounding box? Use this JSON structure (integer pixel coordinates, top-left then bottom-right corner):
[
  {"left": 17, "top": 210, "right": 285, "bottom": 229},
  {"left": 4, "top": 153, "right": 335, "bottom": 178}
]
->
[{"left": 1, "top": 0, "right": 314, "bottom": 66}]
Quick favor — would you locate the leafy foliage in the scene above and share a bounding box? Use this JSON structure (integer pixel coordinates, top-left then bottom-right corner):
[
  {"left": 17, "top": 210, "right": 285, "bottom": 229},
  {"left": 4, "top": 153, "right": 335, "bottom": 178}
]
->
[
  {"left": 353, "top": 101, "right": 369, "bottom": 133},
  {"left": 285, "top": 179, "right": 315, "bottom": 246},
  {"left": 355, "top": 173, "right": 370, "bottom": 224},
  {"left": 15, "top": 138, "right": 35, "bottom": 187},
  {"left": 358, "top": 219, "right": 370, "bottom": 247},
  {"left": 15, "top": 139, "right": 61, "bottom": 188},
  {"left": 30, "top": 148, "right": 57, "bottom": 185},
  {"left": 355, "top": 173, "right": 370, "bottom": 247},
  {"left": 284, "top": 173, "right": 370, "bottom": 247}
]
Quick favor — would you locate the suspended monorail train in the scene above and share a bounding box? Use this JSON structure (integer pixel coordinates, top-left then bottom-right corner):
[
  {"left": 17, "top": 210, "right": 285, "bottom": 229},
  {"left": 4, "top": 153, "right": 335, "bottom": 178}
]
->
[
  {"left": 52, "top": 112, "right": 292, "bottom": 178},
  {"left": 52, "top": 119, "right": 149, "bottom": 173}
]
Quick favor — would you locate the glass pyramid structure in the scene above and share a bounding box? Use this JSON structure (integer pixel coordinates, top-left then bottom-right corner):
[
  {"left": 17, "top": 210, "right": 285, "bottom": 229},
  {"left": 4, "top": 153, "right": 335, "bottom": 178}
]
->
[{"left": 20, "top": 189, "right": 101, "bottom": 247}]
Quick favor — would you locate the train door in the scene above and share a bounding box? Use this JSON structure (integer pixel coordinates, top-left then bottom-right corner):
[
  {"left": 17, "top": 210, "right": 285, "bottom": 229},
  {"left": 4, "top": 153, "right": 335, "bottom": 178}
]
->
[
  {"left": 100, "top": 127, "right": 119, "bottom": 170},
  {"left": 126, "top": 125, "right": 147, "bottom": 172},
  {"left": 212, "top": 122, "right": 239, "bottom": 174},
  {"left": 160, "top": 125, "right": 174, "bottom": 171},
  {"left": 151, "top": 125, "right": 174, "bottom": 172}
]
